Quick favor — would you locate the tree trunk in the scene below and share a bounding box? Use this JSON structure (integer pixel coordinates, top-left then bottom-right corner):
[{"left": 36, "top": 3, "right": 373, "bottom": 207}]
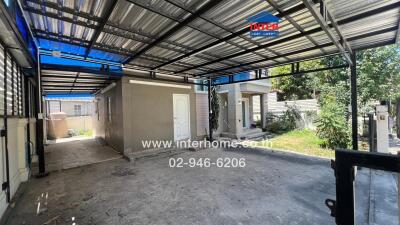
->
[{"left": 396, "top": 97, "right": 400, "bottom": 138}]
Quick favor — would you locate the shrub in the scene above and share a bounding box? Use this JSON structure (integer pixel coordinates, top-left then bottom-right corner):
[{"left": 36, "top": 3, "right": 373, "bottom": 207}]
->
[
  {"left": 315, "top": 96, "right": 350, "bottom": 149},
  {"left": 281, "top": 104, "right": 302, "bottom": 131},
  {"left": 265, "top": 105, "right": 302, "bottom": 133}
]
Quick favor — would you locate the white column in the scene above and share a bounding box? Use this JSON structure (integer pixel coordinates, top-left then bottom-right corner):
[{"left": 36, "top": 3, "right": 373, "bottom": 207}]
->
[
  {"left": 227, "top": 84, "right": 242, "bottom": 137},
  {"left": 261, "top": 93, "right": 268, "bottom": 129},
  {"left": 376, "top": 105, "right": 389, "bottom": 153}
]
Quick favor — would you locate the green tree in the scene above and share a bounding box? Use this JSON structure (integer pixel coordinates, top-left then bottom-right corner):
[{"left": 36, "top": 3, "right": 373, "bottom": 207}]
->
[{"left": 210, "top": 87, "right": 220, "bottom": 132}]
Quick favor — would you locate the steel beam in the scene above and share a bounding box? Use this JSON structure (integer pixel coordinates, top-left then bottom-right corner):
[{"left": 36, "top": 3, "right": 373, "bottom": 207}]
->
[
  {"left": 198, "top": 43, "right": 332, "bottom": 76},
  {"left": 207, "top": 79, "right": 213, "bottom": 141},
  {"left": 35, "top": 52, "right": 47, "bottom": 177},
  {"left": 23, "top": 5, "right": 98, "bottom": 29},
  {"left": 2, "top": 48, "right": 10, "bottom": 202},
  {"left": 36, "top": 36, "right": 211, "bottom": 75},
  {"left": 265, "top": 0, "right": 326, "bottom": 54},
  {"left": 33, "top": 29, "right": 91, "bottom": 45},
  {"left": 41, "top": 75, "right": 117, "bottom": 80},
  {"left": 40, "top": 64, "right": 207, "bottom": 87},
  {"left": 25, "top": 0, "right": 102, "bottom": 22},
  {"left": 302, "top": 0, "right": 352, "bottom": 65},
  {"left": 182, "top": 0, "right": 398, "bottom": 74},
  {"left": 84, "top": 0, "right": 119, "bottom": 58},
  {"left": 104, "top": 24, "right": 242, "bottom": 68},
  {"left": 350, "top": 52, "right": 358, "bottom": 150},
  {"left": 43, "top": 84, "right": 104, "bottom": 88},
  {"left": 153, "top": 3, "right": 306, "bottom": 70},
  {"left": 42, "top": 80, "right": 109, "bottom": 84},
  {"left": 123, "top": 0, "right": 232, "bottom": 52},
  {"left": 124, "top": 0, "right": 225, "bottom": 64},
  {"left": 25, "top": 0, "right": 259, "bottom": 66},
  {"left": 196, "top": 25, "right": 397, "bottom": 77},
  {"left": 211, "top": 64, "right": 348, "bottom": 86},
  {"left": 160, "top": 0, "right": 277, "bottom": 65},
  {"left": 396, "top": 16, "right": 400, "bottom": 43}
]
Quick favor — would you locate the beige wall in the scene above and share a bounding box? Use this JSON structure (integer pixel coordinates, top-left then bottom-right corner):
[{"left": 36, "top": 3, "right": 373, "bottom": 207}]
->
[
  {"left": 94, "top": 77, "right": 200, "bottom": 155},
  {"left": 94, "top": 81, "right": 125, "bottom": 153},
  {"left": 0, "top": 118, "right": 33, "bottom": 218},
  {"left": 93, "top": 97, "right": 105, "bottom": 139},
  {"left": 216, "top": 93, "right": 229, "bottom": 135},
  {"left": 121, "top": 77, "right": 198, "bottom": 154},
  {"left": 195, "top": 93, "right": 209, "bottom": 137},
  {"left": 65, "top": 116, "right": 92, "bottom": 131}
]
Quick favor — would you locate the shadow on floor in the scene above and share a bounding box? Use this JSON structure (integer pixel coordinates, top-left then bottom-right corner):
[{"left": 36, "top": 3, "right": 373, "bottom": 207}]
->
[{"left": 42, "top": 138, "right": 123, "bottom": 172}]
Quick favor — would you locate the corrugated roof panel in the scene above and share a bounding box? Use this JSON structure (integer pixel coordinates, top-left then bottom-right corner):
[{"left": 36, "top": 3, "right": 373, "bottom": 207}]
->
[{"left": 21, "top": 0, "right": 398, "bottom": 82}]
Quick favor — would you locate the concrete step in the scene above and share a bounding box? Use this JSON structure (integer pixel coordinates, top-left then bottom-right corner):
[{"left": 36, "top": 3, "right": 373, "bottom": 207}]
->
[{"left": 243, "top": 132, "right": 268, "bottom": 140}]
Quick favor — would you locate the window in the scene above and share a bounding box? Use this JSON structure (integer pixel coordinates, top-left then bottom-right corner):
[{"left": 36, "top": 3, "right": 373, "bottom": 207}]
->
[
  {"left": 95, "top": 100, "right": 100, "bottom": 121},
  {"left": 107, "top": 97, "right": 112, "bottom": 122},
  {"left": 74, "top": 105, "right": 82, "bottom": 116}
]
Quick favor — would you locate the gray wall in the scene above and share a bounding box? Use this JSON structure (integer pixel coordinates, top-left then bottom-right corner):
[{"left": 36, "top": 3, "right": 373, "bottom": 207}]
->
[{"left": 94, "top": 81, "right": 124, "bottom": 153}]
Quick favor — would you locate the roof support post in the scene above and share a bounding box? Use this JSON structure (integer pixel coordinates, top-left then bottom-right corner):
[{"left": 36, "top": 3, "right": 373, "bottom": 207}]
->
[
  {"left": 2, "top": 48, "right": 10, "bottom": 203},
  {"left": 208, "top": 79, "right": 213, "bottom": 142},
  {"left": 350, "top": 52, "right": 358, "bottom": 151},
  {"left": 35, "top": 51, "right": 48, "bottom": 177},
  {"left": 396, "top": 16, "right": 400, "bottom": 43},
  {"left": 302, "top": 0, "right": 353, "bottom": 65}
]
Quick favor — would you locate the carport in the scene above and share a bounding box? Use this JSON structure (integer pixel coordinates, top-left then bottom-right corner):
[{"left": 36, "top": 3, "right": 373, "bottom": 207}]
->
[{"left": 0, "top": 0, "right": 399, "bottom": 224}]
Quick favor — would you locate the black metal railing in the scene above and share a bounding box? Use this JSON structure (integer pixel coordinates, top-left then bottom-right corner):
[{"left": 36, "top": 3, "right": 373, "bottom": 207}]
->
[{"left": 326, "top": 149, "right": 400, "bottom": 225}]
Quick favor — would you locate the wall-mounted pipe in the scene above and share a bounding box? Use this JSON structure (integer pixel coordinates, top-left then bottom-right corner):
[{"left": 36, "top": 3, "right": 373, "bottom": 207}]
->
[{"left": 99, "top": 82, "right": 116, "bottom": 94}]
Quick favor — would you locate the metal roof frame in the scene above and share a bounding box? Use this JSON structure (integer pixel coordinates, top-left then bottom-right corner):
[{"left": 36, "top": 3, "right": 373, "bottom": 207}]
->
[
  {"left": 153, "top": 2, "right": 307, "bottom": 70},
  {"left": 123, "top": 0, "right": 226, "bottom": 64},
  {"left": 84, "top": 0, "right": 119, "bottom": 58},
  {"left": 196, "top": 25, "right": 397, "bottom": 78},
  {"left": 19, "top": 0, "right": 400, "bottom": 93},
  {"left": 302, "top": 0, "right": 353, "bottom": 65}
]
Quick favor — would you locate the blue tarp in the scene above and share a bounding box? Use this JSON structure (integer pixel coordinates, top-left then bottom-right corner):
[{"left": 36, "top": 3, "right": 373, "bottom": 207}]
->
[{"left": 213, "top": 71, "right": 251, "bottom": 84}]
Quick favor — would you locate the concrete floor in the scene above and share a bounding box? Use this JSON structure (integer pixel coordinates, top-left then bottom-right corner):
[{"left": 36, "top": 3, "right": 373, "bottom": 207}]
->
[
  {"left": 43, "top": 138, "right": 122, "bottom": 172},
  {"left": 5, "top": 148, "right": 337, "bottom": 225}
]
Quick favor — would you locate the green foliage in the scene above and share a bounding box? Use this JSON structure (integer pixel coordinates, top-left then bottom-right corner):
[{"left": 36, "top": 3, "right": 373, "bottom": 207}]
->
[
  {"left": 257, "top": 129, "right": 333, "bottom": 158},
  {"left": 75, "top": 129, "right": 93, "bottom": 137},
  {"left": 315, "top": 96, "right": 350, "bottom": 149},
  {"left": 358, "top": 45, "right": 400, "bottom": 107},
  {"left": 270, "top": 45, "right": 400, "bottom": 144},
  {"left": 271, "top": 59, "right": 326, "bottom": 101},
  {"left": 210, "top": 88, "right": 220, "bottom": 131},
  {"left": 266, "top": 105, "right": 301, "bottom": 133}
]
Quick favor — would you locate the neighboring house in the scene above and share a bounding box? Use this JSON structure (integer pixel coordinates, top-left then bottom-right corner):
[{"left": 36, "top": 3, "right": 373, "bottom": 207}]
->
[
  {"left": 196, "top": 70, "right": 271, "bottom": 139},
  {"left": 45, "top": 97, "right": 95, "bottom": 137},
  {"left": 46, "top": 97, "right": 94, "bottom": 117}
]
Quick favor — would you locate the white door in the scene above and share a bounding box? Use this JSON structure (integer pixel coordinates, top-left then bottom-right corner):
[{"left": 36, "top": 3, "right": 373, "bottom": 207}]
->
[{"left": 173, "top": 94, "right": 190, "bottom": 141}]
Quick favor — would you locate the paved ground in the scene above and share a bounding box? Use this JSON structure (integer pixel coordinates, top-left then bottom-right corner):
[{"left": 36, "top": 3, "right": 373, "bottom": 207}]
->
[
  {"left": 5, "top": 148, "right": 337, "bottom": 225},
  {"left": 43, "top": 138, "right": 122, "bottom": 172}
]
